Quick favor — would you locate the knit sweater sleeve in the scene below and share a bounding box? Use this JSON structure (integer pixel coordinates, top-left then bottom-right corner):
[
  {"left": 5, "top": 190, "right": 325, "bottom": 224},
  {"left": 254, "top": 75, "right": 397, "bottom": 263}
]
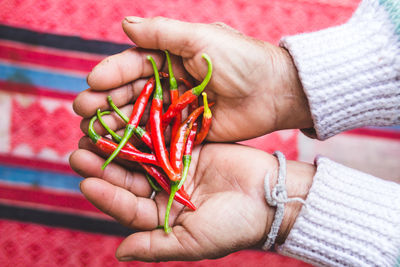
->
[
  {"left": 280, "top": 0, "right": 400, "bottom": 140},
  {"left": 277, "top": 157, "right": 400, "bottom": 266}
]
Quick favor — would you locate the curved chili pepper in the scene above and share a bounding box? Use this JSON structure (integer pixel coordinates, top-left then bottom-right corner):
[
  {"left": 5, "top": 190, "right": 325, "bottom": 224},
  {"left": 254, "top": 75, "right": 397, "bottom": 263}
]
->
[
  {"left": 128, "top": 76, "right": 155, "bottom": 127},
  {"left": 178, "top": 77, "right": 193, "bottom": 90},
  {"left": 165, "top": 50, "right": 181, "bottom": 143},
  {"left": 178, "top": 122, "right": 198, "bottom": 189},
  {"left": 88, "top": 112, "right": 159, "bottom": 166},
  {"left": 165, "top": 116, "right": 200, "bottom": 233},
  {"left": 179, "top": 77, "right": 198, "bottom": 113},
  {"left": 107, "top": 96, "right": 153, "bottom": 150},
  {"left": 164, "top": 181, "right": 179, "bottom": 233},
  {"left": 148, "top": 55, "right": 180, "bottom": 182},
  {"left": 170, "top": 105, "right": 206, "bottom": 174},
  {"left": 194, "top": 92, "right": 212, "bottom": 145},
  {"left": 127, "top": 71, "right": 168, "bottom": 127},
  {"left": 162, "top": 53, "right": 212, "bottom": 130},
  {"left": 95, "top": 111, "right": 196, "bottom": 210},
  {"left": 101, "top": 71, "right": 172, "bottom": 170}
]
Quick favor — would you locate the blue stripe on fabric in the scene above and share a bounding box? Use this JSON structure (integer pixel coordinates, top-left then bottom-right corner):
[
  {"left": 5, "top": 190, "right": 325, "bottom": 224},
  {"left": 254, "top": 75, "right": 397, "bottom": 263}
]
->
[
  {"left": 379, "top": 0, "right": 400, "bottom": 36},
  {"left": 0, "top": 62, "right": 87, "bottom": 93},
  {"left": 0, "top": 164, "right": 82, "bottom": 192}
]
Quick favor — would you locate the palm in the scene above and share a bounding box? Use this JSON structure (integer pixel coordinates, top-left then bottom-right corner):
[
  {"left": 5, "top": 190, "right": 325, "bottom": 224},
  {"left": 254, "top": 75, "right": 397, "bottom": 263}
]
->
[{"left": 70, "top": 142, "right": 275, "bottom": 261}]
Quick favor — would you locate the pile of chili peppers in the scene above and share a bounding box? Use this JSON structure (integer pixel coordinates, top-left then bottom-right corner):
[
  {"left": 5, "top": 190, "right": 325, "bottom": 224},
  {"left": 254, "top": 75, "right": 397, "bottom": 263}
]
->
[{"left": 88, "top": 51, "right": 213, "bottom": 233}]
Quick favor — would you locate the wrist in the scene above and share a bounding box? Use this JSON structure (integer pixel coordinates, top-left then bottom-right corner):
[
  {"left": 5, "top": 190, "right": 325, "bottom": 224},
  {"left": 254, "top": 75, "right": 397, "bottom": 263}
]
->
[
  {"left": 261, "top": 157, "right": 315, "bottom": 247},
  {"left": 276, "top": 160, "right": 315, "bottom": 244},
  {"left": 274, "top": 47, "right": 313, "bottom": 131}
]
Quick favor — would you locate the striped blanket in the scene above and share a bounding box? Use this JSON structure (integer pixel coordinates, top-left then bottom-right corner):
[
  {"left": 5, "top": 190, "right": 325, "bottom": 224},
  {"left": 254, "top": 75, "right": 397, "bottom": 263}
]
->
[{"left": 0, "top": 0, "right": 398, "bottom": 266}]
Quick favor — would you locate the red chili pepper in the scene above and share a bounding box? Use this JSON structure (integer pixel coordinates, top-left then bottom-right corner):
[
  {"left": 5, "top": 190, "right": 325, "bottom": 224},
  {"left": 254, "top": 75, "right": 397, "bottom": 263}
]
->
[
  {"left": 128, "top": 72, "right": 169, "bottom": 127},
  {"left": 107, "top": 96, "right": 153, "bottom": 150},
  {"left": 179, "top": 77, "right": 198, "bottom": 113},
  {"left": 142, "top": 164, "right": 195, "bottom": 211},
  {"left": 178, "top": 77, "right": 193, "bottom": 90},
  {"left": 101, "top": 71, "right": 170, "bottom": 169},
  {"left": 165, "top": 50, "right": 181, "bottom": 143},
  {"left": 93, "top": 111, "right": 196, "bottom": 210},
  {"left": 170, "top": 105, "right": 206, "bottom": 174},
  {"left": 129, "top": 77, "right": 155, "bottom": 127},
  {"left": 101, "top": 122, "right": 136, "bottom": 170},
  {"left": 148, "top": 55, "right": 180, "bottom": 182},
  {"left": 178, "top": 122, "right": 198, "bottom": 189},
  {"left": 194, "top": 92, "right": 212, "bottom": 145},
  {"left": 88, "top": 112, "right": 159, "bottom": 166},
  {"left": 97, "top": 138, "right": 159, "bottom": 165},
  {"left": 162, "top": 53, "right": 212, "bottom": 130}
]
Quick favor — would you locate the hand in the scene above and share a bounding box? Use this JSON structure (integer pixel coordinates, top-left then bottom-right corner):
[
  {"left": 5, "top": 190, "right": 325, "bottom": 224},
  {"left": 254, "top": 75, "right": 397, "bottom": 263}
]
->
[
  {"left": 69, "top": 140, "right": 315, "bottom": 261},
  {"left": 73, "top": 17, "right": 313, "bottom": 142}
]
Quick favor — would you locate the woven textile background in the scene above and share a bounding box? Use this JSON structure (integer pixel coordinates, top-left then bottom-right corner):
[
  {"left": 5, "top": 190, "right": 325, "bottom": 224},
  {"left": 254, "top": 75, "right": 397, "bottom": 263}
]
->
[{"left": 1, "top": 0, "right": 399, "bottom": 266}]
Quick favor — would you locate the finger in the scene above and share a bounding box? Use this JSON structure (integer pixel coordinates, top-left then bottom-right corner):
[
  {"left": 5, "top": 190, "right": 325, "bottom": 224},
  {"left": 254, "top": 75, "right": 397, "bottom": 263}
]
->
[
  {"left": 122, "top": 16, "right": 205, "bottom": 59},
  {"left": 73, "top": 78, "right": 148, "bottom": 118},
  {"left": 80, "top": 178, "right": 158, "bottom": 230},
  {"left": 87, "top": 48, "right": 163, "bottom": 91},
  {"left": 116, "top": 228, "right": 201, "bottom": 262},
  {"left": 70, "top": 148, "right": 152, "bottom": 197}
]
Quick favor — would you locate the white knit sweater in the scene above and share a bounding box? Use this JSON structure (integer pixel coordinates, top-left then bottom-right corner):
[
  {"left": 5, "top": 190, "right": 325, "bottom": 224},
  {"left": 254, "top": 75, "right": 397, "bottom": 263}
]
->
[{"left": 278, "top": 0, "right": 400, "bottom": 266}]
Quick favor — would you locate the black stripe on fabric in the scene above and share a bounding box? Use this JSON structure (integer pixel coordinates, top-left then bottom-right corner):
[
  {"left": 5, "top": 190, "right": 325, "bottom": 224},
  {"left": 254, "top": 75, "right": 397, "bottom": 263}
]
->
[
  {"left": 0, "top": 203, "right": 134, "bottom": 236},
  {"left": 0, "top": 24, "right": 132, "bottom": 55}
]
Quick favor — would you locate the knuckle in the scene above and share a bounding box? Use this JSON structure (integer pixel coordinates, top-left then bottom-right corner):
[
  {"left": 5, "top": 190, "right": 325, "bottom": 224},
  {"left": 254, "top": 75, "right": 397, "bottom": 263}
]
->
[{"left": 149, "top": 16, "right": 169, "bottom": 25}]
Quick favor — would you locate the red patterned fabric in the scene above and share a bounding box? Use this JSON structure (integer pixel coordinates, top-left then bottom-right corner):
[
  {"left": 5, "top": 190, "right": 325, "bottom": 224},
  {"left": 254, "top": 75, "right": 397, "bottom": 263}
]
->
[
  {"left": 11, "top": 97, "right": 81, "bottom": 157},
  {"left": 0, "top": 0, "right": 364, "bottom": 266},
  {"left": 0, "top": 220, "right": 310, "bottom": 267},
  {"left": 1, "top": 0, "right": 357, "bottom": 44}
]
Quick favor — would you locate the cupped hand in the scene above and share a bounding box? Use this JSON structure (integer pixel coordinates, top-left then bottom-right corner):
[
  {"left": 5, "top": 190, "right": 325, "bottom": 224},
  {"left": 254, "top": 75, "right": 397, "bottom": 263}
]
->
[
  {"left": 73, "top": 17, "right": 312, "bottom": 142},
  {"left": 69, "top": 140, "right": 314, "bottom": 262}
]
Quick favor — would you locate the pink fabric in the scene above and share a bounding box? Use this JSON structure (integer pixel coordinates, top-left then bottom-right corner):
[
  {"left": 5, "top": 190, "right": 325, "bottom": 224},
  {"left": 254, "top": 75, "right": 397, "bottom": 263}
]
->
[
  {"left": 0, "top": 0, "right": 362, "bottom": 266},
  {"left": 0, "top": 0, "right": 357, "bottom": 44}
]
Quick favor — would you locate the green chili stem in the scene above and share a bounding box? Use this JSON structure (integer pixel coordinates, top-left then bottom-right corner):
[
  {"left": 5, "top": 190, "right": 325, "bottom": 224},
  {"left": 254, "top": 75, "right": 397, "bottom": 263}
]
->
[
  {"left": 97, "top": 110, "right": 163, "bottom": 194},
  {"left": 145, "top": 173, "right": 162, "bottom": 192},
  {"left": 164, "top": 181, "right": 179, "bottom": 234},
  {"left": 96, "top": 109, "right": 122, "bottom": 142},
  {"left": 147, "top": 56, "right": 162, "bottom": 100},
  {"left": 101, "top": 124, "right": 135, "bottom": 170},
  {"left": 89, "top": 110, "right": 113, "bottom": 143},
  {"left": 88, "top": 114, "right": 103, "bottom": 143},
  {"left": 108, "top": 95, "right": 146, "bottom": 137},
  {"left": 108, "top": 96, "right": 129, "bottom": 123},
  {"left": 178, "top": 155, "right": 191, "bottom": 190},
  {"left": 165, "top": 50, "right": 178, "bottom": 90},
  {"left": 192, "top": 53, "right": 213, "bottom": 96}
]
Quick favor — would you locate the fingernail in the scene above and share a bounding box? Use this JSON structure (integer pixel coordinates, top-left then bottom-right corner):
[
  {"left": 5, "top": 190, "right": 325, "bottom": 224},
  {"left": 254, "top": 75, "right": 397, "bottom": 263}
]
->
[
  {"left": 118, "top": 256, "right": 135, "bottom": 262},
  {"left": 125, "top": 16, "right": 144, "bottom": 24}
]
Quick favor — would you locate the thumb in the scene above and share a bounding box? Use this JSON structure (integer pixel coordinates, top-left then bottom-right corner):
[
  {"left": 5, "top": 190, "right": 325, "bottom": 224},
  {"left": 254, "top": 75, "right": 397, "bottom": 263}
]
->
[{"left": 123, "top": 16, "right": 205, "bottom": 58}]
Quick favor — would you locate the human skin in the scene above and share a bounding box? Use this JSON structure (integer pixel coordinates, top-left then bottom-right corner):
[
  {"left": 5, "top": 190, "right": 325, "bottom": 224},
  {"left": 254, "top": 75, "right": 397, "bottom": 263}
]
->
[
  {"left": 73, "top": 16, "right": 313, "bottom": 142},
  {"left": 70, "top": 139, "right": 315, "bottom": 261},
  {"left": 71, "top": 16, "right": 316, "bottom": 261}
]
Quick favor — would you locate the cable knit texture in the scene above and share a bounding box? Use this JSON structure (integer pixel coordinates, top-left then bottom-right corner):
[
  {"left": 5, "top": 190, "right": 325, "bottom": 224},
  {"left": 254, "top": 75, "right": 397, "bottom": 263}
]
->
[
  {"left": 277, "top": 157, "right": 400, "bottom": 267},
  {"left": 280, "top": 0, "right": 400, "bottom": 140}
]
